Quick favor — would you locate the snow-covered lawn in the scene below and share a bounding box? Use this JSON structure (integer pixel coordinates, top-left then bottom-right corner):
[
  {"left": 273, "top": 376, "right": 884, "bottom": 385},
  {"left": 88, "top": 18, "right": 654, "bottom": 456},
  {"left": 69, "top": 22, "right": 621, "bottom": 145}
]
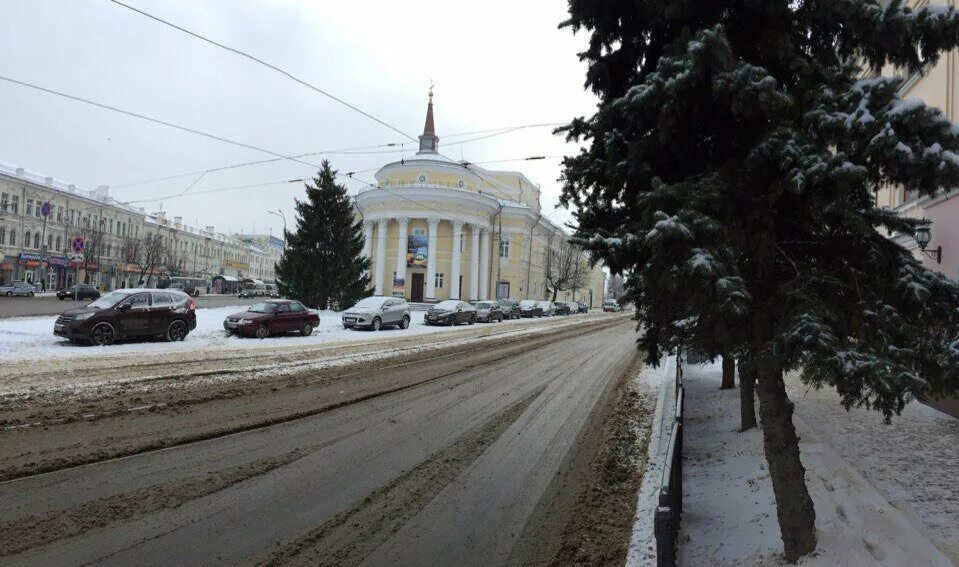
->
[
  {"left": 676, "top": 361, "right": 956, "bottom": 566},
  {"left": 0, "top": 305, "right": 562, "bottom": 362}
]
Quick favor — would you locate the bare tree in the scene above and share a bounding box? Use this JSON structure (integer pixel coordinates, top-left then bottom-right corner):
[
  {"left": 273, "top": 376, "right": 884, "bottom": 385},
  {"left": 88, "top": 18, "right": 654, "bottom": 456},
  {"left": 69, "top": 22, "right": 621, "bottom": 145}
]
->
[
  {"left": 126, "top": 233, "right": 164, "bottom": 286},
  {"left": 606, "top": 273, "right": 625, "bottom": 300},
  {"left": 544, "top": 230, "right": 592, "bottom": 301},
  {"left": 80, "top": 225, "right": 106, "bottom": 283}
]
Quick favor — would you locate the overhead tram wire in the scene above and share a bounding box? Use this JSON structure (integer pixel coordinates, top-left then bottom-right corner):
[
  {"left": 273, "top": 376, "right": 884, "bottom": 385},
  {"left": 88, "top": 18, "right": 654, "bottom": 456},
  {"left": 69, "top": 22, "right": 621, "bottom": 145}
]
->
[
  {"left": 107, "top": 1, "right": 574, "bottom": 237},
  {"left": 109, "top": 123, "right": 563, "bottom": 190},
  {"left": 106, "top": 0, "right": 547, "bottom": 209},
  {"left": 0, "top": 75, "right": 324, "bottom": 172}
]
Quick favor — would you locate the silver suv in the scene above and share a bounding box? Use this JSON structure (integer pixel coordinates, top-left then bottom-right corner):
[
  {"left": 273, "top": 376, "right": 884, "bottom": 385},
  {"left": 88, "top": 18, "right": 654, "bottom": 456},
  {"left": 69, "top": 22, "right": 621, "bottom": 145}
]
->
[{"left": 342, "top": 296, "right": 411, "bottom": 331}]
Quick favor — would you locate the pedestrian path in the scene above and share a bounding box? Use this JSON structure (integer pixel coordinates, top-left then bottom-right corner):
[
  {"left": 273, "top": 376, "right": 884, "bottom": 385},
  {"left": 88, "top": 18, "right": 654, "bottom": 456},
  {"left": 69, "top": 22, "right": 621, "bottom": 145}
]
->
[{"left": 677, "top": 361, "right": 956, "bottom": 566}]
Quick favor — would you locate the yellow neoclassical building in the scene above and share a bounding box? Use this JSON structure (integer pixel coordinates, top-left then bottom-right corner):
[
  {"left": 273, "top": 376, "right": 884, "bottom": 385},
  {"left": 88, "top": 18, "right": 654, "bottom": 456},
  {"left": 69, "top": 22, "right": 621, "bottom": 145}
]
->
[{"left": 354, "top": 94, "right": 606, "bottom": 306}]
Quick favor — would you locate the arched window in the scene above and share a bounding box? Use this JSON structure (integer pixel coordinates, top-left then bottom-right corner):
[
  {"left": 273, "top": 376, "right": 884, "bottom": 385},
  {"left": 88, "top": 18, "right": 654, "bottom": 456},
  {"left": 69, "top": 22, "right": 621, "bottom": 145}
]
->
[
  {"left": 24, "top": 231, "right": 31, "bottom": 248},
  {"left": 56, "top": 236, "right": 62, "bottom": 251},
  {"left": 9, "top": 230, "right": 15, "bottom": 246},
  {"left": 47, "top": 235, "right": 53, "bottom": 250},
  {"left": 0, "top": 227, "right": 5, "bottom": 244},
  {"left": 34, "top": 232, "right": 40, "bottom": 248}
]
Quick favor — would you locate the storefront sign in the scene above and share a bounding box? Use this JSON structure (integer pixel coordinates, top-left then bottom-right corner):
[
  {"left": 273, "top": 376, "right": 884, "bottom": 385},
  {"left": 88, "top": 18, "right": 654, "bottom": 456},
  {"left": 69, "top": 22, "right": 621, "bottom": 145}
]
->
[
  {"left": 221, "top": 260, "right": 249, "bottom": 271},
  {"left": 48, "top": 256, "right": 68, "bottom": 267},
  {"left": 69, "top": 260, "right": 99, "bottom": 270},
  {"left": 407, "top": 235, "right": 428, "bottom": 268}
]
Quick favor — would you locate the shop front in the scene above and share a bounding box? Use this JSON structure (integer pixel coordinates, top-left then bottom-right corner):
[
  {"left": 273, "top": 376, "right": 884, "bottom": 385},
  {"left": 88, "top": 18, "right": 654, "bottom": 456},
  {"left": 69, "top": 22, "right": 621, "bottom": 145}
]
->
[{"left": 0, "top": 256, "right": 16, "bottom": 286}]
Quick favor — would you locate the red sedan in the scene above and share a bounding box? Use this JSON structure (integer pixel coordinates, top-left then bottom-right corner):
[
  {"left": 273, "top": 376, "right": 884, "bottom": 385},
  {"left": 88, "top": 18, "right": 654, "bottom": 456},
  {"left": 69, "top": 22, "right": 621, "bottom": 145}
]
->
[{"left": 223, "top": 299, "right": 319, "bottom": 338}]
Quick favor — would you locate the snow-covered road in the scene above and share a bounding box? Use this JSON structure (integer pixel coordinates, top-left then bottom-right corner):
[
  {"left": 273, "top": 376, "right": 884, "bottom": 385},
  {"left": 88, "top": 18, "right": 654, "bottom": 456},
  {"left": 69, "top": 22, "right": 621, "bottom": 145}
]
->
[{"left": 0, "top": 305, "right": 562, "bottom": 362}]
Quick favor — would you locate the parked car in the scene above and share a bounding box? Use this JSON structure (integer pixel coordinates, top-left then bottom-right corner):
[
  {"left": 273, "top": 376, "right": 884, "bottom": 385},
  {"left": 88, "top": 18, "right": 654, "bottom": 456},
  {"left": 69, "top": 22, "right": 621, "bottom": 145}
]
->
[
  {"left": 474, "top": 301, "right": 504, "bottom": 323},
  {"left": 53, "top": 289, "right": 196, "bottom": 346},
  {"left": 577, "top": 301, "right": 589, "bottom": 314},
  {"left": 602, "top": 299, "right": 621, "bottom": 312},
  {"left": 425, "top": 300, "right": 477, "bottom": 326},
  {"left": 538, "top": 300, "right": 556, "bottom": 316},
  {"left": 223, "top": 299, "right": 319, "bottom": 338},
  {"left": 552, "top": 302, "right": 571, "bottom": 316},
  {"left": 57, "top": 284, "right": 100, "bottom": 301},
  {"left": 342, "top": 296, "right": 411, "bottom": 330},
  {"left": 519, "top": 299, "right": 543, "bottom": 318},
  {"left": 0, "top": 282, "right": 37, "bottom": 297},
  {"left": 496, "top": 298, "right": 522, "bottom": 320},
  {"left": 564, "top": 301, "right": 580, "bottom": 315}
]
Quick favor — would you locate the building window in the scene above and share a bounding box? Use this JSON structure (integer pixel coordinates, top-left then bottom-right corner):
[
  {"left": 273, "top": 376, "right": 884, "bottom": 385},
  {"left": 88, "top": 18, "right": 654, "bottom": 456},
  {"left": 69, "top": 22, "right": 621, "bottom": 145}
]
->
[
  {"left": 56, "top": 236, "right": 61, "bottom": 251},
  {"left": 33, "top": 232, "right": 40, "bottom": 248},
  {"left": 109, "top": 219, "right": 114, "bottom": 233},
  {"left": 47, "top": 234, "right": 53, "bottom": 250},
  {"left": 10, "top": 196, "right": 18, "bottom": 214},
  {"left": 435, "top": 272, "right": 444, "bottom": 288},
  {"left": 412, "top": 227, "right": 426, "bottom": 236},
  {"left": 9, "top": 230, "right": 15, "bottom": 246},
  {"left": 0, "top": 193, "right": 8, "bottom": 212},
  {"left": 0, "top": 227, "right": 5, "bottom": 244},
  {"left": 26, "top": 199, "right": 33, "bottom": 216},
  {"left": 459, "top": 233, "right": 465, "bottom": 253},
  {"left": 24, "top": 231, "right": 31, "bottom": 248},
  {"left": 499, "top": 240, "right": 510, "bottom": 258},
  {"left": 57, "top": 206, "right": 63, "bottom": 222}
]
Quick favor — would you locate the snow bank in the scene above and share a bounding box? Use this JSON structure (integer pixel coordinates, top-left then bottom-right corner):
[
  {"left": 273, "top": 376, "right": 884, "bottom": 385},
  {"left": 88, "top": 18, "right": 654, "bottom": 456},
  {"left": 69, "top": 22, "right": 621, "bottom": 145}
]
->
[
  {"left": 677, "top": 362, "right": 954, "bottom": 566},
  {"left": 0, "top": 305, "right": 564, "bottom": 362}
]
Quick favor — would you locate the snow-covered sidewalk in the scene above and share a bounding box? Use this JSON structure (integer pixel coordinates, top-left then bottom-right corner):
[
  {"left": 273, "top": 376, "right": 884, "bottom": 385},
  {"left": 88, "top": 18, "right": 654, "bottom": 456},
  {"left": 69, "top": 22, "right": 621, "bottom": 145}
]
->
[
  {"left": 678, "top": 361, "right": 957, "bottom": 566},
  {"left": 0, "top": 305, "right": 583, "bottom": 362}
]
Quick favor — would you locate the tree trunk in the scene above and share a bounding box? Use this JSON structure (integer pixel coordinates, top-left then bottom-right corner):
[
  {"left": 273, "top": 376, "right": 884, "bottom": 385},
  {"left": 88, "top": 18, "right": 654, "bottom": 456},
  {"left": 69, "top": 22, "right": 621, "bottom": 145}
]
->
[
  {"left": 756, "top": 358, "right": 817, "bottom": 563},
  {"left": 720, "top": 353, "right": 736, "bottom": 389},
  {"left": 739, "top": 359, "right": 758, "bottom": 431}
]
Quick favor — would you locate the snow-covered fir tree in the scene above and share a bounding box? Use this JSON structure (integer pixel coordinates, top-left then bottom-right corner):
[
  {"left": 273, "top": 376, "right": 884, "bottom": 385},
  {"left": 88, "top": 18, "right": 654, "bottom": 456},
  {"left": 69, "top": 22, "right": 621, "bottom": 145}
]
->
[
  {"left": 275, "top": 161, "right": 371, "bottom": 310},
  {"left": 559, "top": 0, "right": 959, "bottom": 561}
]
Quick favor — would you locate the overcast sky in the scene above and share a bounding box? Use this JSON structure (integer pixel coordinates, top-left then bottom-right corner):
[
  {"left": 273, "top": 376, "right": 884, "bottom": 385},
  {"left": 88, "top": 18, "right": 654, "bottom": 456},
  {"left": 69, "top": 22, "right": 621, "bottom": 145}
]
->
[{"left": 0, "top": 0, "right": 597, "bottom": 238}]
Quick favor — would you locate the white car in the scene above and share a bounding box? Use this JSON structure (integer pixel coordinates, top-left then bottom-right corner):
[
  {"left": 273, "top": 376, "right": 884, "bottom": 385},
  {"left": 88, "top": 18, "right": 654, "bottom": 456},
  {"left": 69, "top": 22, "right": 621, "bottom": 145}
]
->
[
  {"left": 342, "top": 296, "right": 411, "bottom": 330},
  {"left": 0, "top": 282, "right": 38, "bottom": 297}
]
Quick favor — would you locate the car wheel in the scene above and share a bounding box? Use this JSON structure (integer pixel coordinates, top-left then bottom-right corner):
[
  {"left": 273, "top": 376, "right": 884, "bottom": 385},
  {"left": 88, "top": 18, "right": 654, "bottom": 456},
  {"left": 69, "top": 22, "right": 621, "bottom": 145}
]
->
[
  {"left": 89, "top": 322, "right": 115, "bottom": 346},
  {"left": 301, "top": 322, "right": 313, "bottom": 336},
  {"left": 400, "top": 315, "right": 410, "bottom": 330},
  {"left": 255, "top": 324, "right": 270, "bottom": 339},
  {"left": 468, "top": 316, "right": 475, "bottom": 325},
  {"left": 28, "top": 292, "right": 34, "bottom": 297},
  {"left": 372, "top": 317, "right": 382, "bottom": 331},
  {"left": 166, "top": 320, "right": 188, "bottom": 342}
]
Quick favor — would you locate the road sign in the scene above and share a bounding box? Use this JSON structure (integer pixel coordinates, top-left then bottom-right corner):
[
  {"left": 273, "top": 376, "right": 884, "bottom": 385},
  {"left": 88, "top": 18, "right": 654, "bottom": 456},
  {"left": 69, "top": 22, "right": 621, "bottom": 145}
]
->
[
  {"left": 71, "top": 236, "right": 85, "bottom": 253},
  {"left": 70, "top": 253, "right": 85, "bottom": 263},
  {"left": 40, "top": 202, "right": 52, "bottom": 217}
]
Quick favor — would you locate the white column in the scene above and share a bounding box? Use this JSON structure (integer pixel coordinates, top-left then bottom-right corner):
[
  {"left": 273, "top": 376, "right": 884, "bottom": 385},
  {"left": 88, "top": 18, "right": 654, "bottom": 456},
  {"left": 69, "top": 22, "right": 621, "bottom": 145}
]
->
[
  {"left": 426, "top": 216, "right": 439, "bottom": 301},
  {"left": 479, "top": 227, "right": 490, "bottom": 299},
  {"left": 362, "top": 220, "right": 373, "bottom": 260},
  {"left": 374, "top": 218, "right": 388, "bottom": 296},
  {"left": 450, "top": 220, "right": 463, "bottom": 299},
  {"left": 469, "top": 224, "right": 480, "bottom": 301},
  {"left": 394, "top": 217, "right": 409, "bottom": 295}
]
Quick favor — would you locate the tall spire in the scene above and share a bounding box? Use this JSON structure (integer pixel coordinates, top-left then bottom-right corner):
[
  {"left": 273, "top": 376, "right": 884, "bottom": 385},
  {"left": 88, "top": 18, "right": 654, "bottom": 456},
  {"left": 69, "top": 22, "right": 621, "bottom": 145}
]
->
[{"left": 418, "top": 84, "right": 439, "bottom": 154}]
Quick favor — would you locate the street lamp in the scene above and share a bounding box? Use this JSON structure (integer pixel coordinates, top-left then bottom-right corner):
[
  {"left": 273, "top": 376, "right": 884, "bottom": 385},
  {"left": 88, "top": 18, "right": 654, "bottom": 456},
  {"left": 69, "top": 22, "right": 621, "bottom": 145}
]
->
[
  {"left": 914, "top": 220, "right": 942, "bottom": 263},
  {"left": 268, "top": 209, "right": 287, "bottom": 247}
]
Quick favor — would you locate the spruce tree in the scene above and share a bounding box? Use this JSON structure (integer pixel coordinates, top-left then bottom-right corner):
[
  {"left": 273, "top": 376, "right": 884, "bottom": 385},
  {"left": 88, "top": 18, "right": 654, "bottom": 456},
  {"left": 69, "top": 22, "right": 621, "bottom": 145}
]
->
[
  {"left": 275, "top": 161, "right": 371, "bottom": 310},
  {"left": 559, "top": 1, "right": 959, "bottom": 561}
]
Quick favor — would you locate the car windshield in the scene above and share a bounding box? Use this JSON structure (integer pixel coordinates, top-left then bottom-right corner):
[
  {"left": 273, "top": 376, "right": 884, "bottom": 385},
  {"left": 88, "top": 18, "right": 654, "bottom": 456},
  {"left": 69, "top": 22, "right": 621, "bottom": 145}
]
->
[
  {"left": 248, "top": 302, "right": 276, "bottom": 313},
  {"left": 87, "top": 291, "right": 127, "bottom": 309},
  {"left": 476, "top": 302, "right": 493, "bottom": 309},
  {"left": 435, "top": 300, "right": 460, "bottom": 310},
  {"left": 352, "top": 297, "right": 388, "bottom": 309}
]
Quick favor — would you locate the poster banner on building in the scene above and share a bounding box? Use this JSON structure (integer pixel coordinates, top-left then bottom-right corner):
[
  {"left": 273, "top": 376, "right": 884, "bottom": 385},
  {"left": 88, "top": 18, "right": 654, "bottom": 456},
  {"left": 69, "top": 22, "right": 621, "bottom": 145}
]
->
[
  {"left": 392, "top": 276, "right": 405, "bottom": 297},
  {"left": 407, "top": 235, "right": 428, "bottom": 268}
]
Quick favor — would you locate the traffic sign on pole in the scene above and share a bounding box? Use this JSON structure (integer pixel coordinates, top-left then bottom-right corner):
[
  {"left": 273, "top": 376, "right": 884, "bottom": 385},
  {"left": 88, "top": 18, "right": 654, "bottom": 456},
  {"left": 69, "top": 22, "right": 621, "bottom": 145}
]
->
[
  {"left": 41, "top": 202, "right": 52, "bottom": 217},
  {"left": 71, "top": 236, "right": 85, "bottom": 253}
]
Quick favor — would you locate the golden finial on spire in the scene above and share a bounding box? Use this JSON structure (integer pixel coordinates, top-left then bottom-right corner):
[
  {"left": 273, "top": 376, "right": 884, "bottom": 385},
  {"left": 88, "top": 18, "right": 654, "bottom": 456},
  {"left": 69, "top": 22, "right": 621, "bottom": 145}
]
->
[{"left": 429, "top": 81, "right": 434, "bottom": 104}]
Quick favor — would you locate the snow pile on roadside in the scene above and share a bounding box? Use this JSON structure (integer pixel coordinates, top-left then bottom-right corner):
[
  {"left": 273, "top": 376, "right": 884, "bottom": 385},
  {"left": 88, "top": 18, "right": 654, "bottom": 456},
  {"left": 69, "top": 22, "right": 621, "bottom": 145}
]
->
[
  {"left": 678, "top": 361, "right": 953, "bottom": 566},
  {"left": 625, "top": 355, "right": 674, "bottom": 566},
  {"left": 0, "top": 306, "right": 566, "bottom": 362}
]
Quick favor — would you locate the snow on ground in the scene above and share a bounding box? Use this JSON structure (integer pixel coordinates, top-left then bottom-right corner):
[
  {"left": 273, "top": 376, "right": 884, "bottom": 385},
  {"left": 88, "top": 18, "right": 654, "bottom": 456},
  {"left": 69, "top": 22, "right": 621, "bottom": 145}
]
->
[
  {"left": 0, "top": 305, "right": 566, "bottom": 362},
  {"left": 625, "top": 355, "right": 674, "bottom": 567},
  {"left": 678, "top": 361, "right": 956, "bottom": 566}
]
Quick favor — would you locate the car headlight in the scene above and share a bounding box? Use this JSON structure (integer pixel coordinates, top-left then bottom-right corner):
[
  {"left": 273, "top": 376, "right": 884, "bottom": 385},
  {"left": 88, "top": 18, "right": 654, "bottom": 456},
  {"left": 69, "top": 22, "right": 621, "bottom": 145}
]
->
[
  {"left": 74, "top": 312, "right": 95, "bottom": 321},
  {"left": 238, "top": 318, "right": 253, "bottom": 324}
]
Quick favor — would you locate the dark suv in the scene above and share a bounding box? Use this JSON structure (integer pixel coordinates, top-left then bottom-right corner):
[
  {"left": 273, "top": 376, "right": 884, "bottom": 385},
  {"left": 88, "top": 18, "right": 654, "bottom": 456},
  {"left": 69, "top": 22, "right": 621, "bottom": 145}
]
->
[
  {"left": 57, "top": 284, "right": 100, "bottom": 301},
  {"left": 54, "top": 289, "right": 197, "bottom": 346},
  {"left": 496, "top": 298, "right": 522, "bottom": 320}
]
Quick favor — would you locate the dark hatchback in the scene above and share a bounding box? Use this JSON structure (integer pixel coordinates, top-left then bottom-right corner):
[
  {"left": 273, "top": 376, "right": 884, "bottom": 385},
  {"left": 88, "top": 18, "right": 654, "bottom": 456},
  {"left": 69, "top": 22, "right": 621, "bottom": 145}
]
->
[
  {"left": 223, "top": 299, "right": 319, "bottom": 338},
  {"left": 57, "top": 284, "right": 100, "bottom": 301},
  {"left": 425, "top": 300, "right": 477, "bottom": 326},
  {"left": 496, "top": 298, "right": 522, "bottom": 320},
  {"left": 519, "top": 299, "right": 543, "bottom": 318},
  {"left": 54, "top": 289, "right": 196, "bottom": 346}
]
